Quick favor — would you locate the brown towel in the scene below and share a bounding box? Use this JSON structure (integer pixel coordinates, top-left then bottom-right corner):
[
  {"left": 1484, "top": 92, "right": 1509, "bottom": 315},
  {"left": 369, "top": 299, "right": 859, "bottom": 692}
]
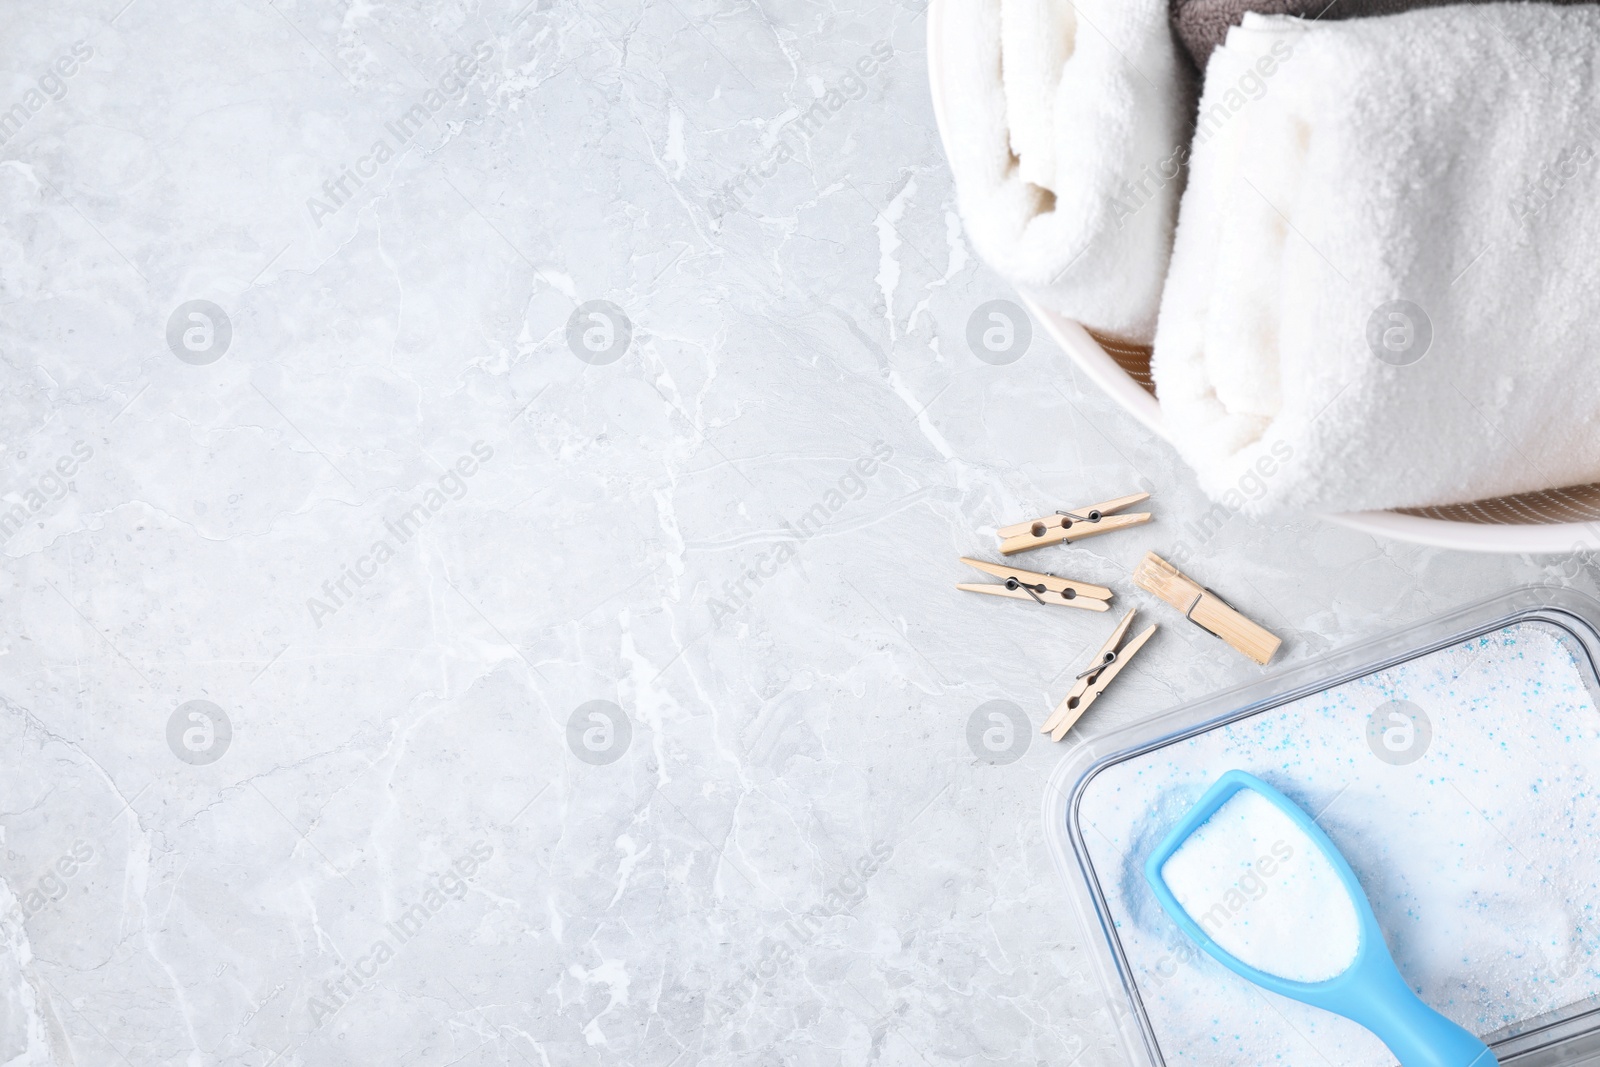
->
[{"left": 1171, "top": 0, "right": 1587, "bottom": 68}]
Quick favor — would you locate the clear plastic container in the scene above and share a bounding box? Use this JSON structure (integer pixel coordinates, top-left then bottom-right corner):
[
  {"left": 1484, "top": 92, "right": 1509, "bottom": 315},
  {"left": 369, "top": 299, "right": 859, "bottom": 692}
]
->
[{"left": 1045, "top": 586, "right": 1600, "bottom": 1067}]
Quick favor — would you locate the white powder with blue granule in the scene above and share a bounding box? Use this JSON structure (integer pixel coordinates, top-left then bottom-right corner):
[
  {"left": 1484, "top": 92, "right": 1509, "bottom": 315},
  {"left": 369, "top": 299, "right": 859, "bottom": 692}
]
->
[
  {"left": 1079, "top": 621, "right": 1600, "bottom": 1066},
  {"left": 1162, "top": 788, "right": 1361, "bottom": 983}
]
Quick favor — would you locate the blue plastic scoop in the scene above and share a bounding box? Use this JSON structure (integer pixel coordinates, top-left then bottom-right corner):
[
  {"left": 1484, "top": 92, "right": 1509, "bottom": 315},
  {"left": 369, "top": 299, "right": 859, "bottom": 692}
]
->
[{"left": 1144, "top": 770, "right": 1497, "bottom": 1067}]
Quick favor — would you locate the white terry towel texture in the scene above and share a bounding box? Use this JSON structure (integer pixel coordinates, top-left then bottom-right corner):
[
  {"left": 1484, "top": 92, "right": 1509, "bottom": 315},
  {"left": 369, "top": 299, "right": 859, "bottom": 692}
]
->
[
  {"left": 936, "top": 0, "right": 1196, "bottom": 343},
  {"left": 1153, "top": 8, "right": 1600, "bottom": 516}
]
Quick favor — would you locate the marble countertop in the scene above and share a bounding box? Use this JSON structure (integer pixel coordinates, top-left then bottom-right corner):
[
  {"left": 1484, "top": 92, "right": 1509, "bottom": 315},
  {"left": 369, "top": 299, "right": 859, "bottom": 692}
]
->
[{"left": 0, "top": 1, "right": 1584, "bottom": 1064}]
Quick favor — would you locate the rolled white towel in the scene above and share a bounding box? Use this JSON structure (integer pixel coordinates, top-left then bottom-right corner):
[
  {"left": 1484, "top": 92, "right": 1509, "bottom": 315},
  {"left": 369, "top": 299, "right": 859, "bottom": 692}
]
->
[
  {"left": 934, "top": 0, "right": 1196, "bottom": 343},
  {"left": 1154, "top": 8, "right": 1600, "bottom": 516}
]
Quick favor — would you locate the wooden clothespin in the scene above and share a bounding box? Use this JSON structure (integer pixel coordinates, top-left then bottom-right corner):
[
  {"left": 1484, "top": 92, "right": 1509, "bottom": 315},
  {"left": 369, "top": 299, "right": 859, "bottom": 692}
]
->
[
  {"left": 1041, "top": 609, "right": 1156, "bottom": 741},
  {"left": 1132, "top": 552, "right": 1281, "bottom": 665},
  {"left": 997, "top": 492, "right": 1152, "bottom": 555},
  {"left": 957, "top": 557, "right": 1112, "bottom": 612}
]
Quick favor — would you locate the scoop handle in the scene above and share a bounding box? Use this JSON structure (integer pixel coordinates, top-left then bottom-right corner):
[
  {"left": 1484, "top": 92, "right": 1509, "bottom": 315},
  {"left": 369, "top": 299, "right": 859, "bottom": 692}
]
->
[{"left": 1348, "top": 960, "right": 1498, "bottom": 1067}]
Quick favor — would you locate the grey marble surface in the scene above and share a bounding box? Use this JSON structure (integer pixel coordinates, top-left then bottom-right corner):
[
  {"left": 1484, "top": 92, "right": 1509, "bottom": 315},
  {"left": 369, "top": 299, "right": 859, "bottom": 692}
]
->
[{"left": 0, "top": 1, "right": 1585, "bottom": 1064}]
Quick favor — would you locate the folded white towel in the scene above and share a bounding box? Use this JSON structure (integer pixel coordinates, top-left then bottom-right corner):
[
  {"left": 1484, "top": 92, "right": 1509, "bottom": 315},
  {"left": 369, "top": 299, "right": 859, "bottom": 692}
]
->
[
  {"left": 934, "top": 0, "right": 1195, "bottom": 343},
  {"left": 1154, "top": 8, "right": 1600, "bottom": 516}
]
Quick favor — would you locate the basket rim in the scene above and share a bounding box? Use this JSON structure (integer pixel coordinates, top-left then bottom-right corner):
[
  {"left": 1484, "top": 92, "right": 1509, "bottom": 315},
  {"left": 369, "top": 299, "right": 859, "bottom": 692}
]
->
[{"left": 1028, "top": 297, "right": 1600, "bottom": 554}]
